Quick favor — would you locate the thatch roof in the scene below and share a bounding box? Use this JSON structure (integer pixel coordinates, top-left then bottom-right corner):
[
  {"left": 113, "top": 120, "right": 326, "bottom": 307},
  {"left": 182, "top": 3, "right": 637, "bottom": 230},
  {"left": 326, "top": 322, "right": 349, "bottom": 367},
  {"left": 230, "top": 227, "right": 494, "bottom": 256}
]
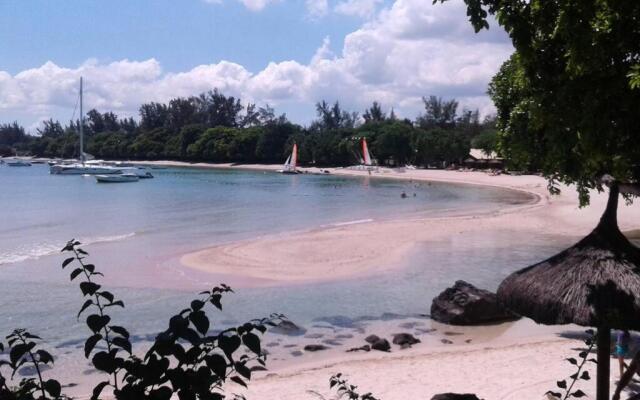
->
[{"left": 497, "top": 184, "right": 640, "bottom": 330}]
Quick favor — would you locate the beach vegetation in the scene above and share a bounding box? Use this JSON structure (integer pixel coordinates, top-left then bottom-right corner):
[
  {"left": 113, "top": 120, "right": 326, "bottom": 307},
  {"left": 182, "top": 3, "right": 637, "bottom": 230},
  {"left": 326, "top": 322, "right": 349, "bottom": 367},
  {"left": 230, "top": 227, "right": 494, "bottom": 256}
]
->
[
  {"left": 546, "top": 330, "right": 596, "bottom": 400},
  {"left": 0, "top": 241, "right": 281, "bottom": 400},
  {"left": 2, "top": 93, "right": 494, "bottom": 169},
  {"left": 439, "top": 0, "right": 640, "bottom": 205}
]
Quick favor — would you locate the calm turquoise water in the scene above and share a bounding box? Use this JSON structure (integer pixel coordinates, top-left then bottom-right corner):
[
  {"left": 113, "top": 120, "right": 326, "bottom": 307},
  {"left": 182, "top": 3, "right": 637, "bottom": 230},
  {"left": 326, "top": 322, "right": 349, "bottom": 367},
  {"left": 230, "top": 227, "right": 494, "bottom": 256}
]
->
[{"left": 0, "top": 164, "right": 566, "bottom": 347}]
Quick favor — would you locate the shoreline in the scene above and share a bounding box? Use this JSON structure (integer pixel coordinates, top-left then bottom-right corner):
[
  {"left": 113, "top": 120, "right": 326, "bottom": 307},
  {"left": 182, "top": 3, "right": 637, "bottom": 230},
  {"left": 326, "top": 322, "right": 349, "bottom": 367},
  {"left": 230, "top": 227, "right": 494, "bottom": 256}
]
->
[{"left": 143, "top": 160, "right": 640, "bottom": 287}]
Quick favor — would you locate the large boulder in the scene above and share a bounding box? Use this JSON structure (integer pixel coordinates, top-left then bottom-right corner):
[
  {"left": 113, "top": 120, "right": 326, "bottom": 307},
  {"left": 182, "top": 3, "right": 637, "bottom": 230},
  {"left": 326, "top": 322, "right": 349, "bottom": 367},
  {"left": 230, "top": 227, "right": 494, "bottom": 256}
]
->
[
  {"left": 431, "top": 394, "right": 482, "bottom": 400},
  {"left": 430, "top": 280, "right": 519, "bottom": 325}
]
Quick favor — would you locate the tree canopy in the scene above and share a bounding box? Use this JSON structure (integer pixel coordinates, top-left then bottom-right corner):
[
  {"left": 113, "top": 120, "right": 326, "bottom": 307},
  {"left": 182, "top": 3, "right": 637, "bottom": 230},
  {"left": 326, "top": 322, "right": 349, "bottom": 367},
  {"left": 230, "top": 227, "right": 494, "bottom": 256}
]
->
[
  {"left": 439, "top": 0, "right": 640, "bottom": 204},
  {"left": 2, "top": 92, "right": 491, "bottom": 169}
]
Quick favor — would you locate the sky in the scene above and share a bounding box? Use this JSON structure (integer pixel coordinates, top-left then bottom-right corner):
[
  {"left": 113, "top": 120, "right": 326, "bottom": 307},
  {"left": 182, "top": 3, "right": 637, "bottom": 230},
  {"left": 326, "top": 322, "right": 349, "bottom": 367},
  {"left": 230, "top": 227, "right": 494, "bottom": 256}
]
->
[{"left": 0, "top": 0, "right": 513, "bottom": 131}]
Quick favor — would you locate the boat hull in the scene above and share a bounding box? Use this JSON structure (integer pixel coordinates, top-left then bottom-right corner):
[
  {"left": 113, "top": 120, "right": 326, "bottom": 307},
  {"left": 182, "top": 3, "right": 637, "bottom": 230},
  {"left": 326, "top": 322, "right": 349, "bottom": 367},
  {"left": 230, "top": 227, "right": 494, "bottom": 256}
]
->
[
  {"left": 50, "top": 164, "right": 122, "bottom": 175},
  {"left": 95, "top": 174, "right": 139, "bottom": 183}
]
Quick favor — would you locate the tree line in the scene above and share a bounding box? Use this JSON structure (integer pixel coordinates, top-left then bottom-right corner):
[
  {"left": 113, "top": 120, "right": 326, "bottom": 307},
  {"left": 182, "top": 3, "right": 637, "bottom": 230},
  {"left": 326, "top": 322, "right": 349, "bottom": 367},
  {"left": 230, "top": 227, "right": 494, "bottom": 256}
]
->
[{"left": 0, "top": 90, "right": 498, "bottom": 167}]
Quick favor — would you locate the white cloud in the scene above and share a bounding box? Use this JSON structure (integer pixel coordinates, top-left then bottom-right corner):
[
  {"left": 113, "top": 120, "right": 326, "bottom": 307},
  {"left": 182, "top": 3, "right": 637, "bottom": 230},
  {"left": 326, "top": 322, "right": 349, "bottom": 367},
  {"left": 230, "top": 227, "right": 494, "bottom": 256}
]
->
[
  {"left": 306, "top": 0, "right": 329, "bottom": 18},
  {"left": 1, "top": 0, "right": 512, "bottom": 129},
  {"left": 202, "top": 0, "right": 280, "bottom": 12},
  {"left": 334, "top": 0, "right": 383, "bottom": 18}
]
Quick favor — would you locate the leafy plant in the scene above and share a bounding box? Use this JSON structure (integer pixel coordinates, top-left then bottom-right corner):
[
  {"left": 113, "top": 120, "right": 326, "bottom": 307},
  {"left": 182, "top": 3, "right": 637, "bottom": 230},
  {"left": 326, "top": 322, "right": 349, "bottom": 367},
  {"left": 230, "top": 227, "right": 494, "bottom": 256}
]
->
[
  {"left": 0, "top": 329, "right": 64, "bottom": 400},
  {"left": 546, "top": 330, "right": 596, "bottom": 400},
  {"left": 60, "top": 239, "right": 284, "bottom": 400},
  {"left": 0, "top": 239, "right": 282, "bottom": 400},
  {"left": 329, "top": 373, "right": 379, "bottom": 400}
]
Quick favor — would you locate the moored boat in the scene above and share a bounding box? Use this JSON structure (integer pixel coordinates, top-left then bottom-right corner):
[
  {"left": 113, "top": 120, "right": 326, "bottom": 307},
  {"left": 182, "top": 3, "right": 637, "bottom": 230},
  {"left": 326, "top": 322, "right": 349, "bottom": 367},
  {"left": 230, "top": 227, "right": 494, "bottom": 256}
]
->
[
  {"left": 116, "top": 167, "right": 154, "bottom": 179},
  {"left": 95, "top": 173, "right": 139, "bottom": 183},
  {"left": 6, "top": 158, "right": 32, "bottom": 167},
  {"left": 49, "top": 77, "right": 122, "bottom": 176},
  {"left": 50, "top": 163, "right": 122, "bottom": 175},
  {"left": 279, "top": 143, "right": 300, "bottom": 174}
]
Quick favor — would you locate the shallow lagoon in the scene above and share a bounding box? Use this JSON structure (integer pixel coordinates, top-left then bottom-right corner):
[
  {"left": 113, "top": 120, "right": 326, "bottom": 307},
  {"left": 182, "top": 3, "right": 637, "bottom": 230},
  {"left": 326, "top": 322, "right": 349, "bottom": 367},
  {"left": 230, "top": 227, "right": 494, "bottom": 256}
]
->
[{"left": 0, "top": 164, "right": 564, "bottom": 348}]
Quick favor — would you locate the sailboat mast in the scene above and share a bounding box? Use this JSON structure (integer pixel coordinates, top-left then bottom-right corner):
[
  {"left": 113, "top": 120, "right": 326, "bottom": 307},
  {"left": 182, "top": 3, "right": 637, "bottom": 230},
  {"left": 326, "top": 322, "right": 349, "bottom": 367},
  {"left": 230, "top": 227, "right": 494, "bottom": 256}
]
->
[{"left": 79, "top": 77, "right": 84, "bottom": 164}]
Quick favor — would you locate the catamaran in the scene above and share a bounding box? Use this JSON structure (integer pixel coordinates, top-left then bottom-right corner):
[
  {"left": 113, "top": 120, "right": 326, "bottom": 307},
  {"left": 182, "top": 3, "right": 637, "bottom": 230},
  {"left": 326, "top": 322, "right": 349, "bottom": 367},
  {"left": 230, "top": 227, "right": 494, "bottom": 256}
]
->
[
  {"left": 279, "top": 143, "right": 300, "bottom": 174},
  {"left": 359, "top": 137, "right": 377, "bottom": 171},
  {"left": 49, "top": 78, "right": 121, "bottom": 175}
]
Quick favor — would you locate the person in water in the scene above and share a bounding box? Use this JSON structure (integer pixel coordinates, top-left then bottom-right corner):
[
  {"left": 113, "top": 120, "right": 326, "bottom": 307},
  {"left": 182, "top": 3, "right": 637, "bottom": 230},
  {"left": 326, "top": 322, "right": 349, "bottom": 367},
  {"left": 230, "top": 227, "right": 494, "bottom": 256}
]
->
[{"left": 617, "top": 330, "right": 632, "bottom": 378}]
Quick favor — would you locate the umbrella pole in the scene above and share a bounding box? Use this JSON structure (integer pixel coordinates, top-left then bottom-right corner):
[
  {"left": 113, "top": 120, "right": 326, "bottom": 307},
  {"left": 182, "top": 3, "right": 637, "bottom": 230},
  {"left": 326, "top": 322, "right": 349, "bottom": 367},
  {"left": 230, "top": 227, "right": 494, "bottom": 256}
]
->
[{"left": 596, "top": 326, "right": 611, "bottom": 400}]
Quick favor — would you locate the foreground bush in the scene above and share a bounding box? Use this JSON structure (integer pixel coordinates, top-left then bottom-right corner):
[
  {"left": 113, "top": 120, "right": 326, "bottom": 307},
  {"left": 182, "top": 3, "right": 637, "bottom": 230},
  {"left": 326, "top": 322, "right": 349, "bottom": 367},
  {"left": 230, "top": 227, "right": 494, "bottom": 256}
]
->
[{"left": 0, "top": 240, "right": 282, "bottom": 400}]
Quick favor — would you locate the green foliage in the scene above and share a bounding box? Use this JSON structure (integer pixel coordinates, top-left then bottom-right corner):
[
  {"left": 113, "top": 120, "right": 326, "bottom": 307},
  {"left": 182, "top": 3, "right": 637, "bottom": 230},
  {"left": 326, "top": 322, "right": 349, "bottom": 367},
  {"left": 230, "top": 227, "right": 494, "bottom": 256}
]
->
[
  {"left": 2, "top": 241, "right": 283, "bottom": 400},
  {"left": 5, "top": 92, "right": 493, "bottom": 169},
  {"left": 471, "top": 130, "right": 499, "bottom": 157},
  {"left": 329, "top": 374, "right": 379, "bottom": 400},
  {"left": 546, "top": 330, "right": 596, "bottom": 400},
  {"left": 0, "top": 329, "right": 64, "bottom": 400},
  {"left": 440, "top": 0, "right": 640, "bottom": 204},
  {"left": 0, "top": 122, "right": 27, "bottom": 147}
]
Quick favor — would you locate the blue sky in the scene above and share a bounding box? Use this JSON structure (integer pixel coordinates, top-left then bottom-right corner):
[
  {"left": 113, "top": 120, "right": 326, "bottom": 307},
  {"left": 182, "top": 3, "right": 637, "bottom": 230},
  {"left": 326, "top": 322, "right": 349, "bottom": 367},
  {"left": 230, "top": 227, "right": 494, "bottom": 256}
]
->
[
  {"left": 0, "top": 0, "right": 363, "bottom": 74},
  {"left": 0, "top": 0, "right": 512, "bottom": 130}
]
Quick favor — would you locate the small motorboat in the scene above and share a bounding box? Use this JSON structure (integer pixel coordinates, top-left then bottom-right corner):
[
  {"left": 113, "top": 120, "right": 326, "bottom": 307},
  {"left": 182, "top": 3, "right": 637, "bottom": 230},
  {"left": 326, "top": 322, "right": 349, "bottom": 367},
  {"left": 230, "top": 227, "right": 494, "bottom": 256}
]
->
[
  {"left": 95, "top": 173, "right": 139, "bottom": 183},
  {"left": 6, "top": 158, "right": 32, "bottom": 167},
  {"left": 117, "top": 167, "right": 154, "bottom": 179}
]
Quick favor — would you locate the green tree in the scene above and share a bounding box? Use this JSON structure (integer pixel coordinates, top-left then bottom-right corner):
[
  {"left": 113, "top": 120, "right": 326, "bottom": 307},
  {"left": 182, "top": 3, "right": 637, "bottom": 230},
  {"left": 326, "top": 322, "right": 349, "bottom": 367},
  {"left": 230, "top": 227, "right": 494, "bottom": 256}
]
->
[
  {"left": 439, "top": 0, "right": 640, "bottom": 203},
  {"left": 0, "top": 122, "right": 27, "bottom": 146},
  {"left": 471, "top": 130, "right": 499, "bottom": 157},
  {"left": 363, "top": 102, "right": 386, "bottom": 124}
]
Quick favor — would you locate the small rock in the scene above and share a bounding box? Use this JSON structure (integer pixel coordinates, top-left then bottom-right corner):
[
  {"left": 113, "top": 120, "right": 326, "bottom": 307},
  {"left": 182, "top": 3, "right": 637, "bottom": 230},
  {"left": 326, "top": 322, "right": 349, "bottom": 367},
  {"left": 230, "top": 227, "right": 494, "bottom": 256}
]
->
[
  {"left": 444, "top": 331, "right": 464, "bottom": 336},
  {"left": 441, "top": 339, "right": 453, "bottom": 344},
  {"left": 365, "top": 334, "right": 381, "bottom": 344},
  {"left": 304, "top": 333, "right": 324, "bottom": 339},
  {"left": 271, "top": 320, "right": 307, "bottom": 336},
  {"left": 266, "top": 342, "right": 280, "bottom": 347},
  {"left": 392, "top": 333, "right": 421, "bottom": 346},
  {"left": 399, "top": 321, "right": 425, "bottom": 329},
  {"left": 304, "top": 344, "right": 328, "bottom": 352},
  {"left": 336, "top": 333, "right": 354, "bottom": 339},
  {"left": 465, "top": 339, "right": 473, "bottom": 343},
  {"left": 371, "top": 339, "right": 391, "bottom": 352},
  {"left": 347, "top": 345, "right": 371, "bottom": 352},
  {"left": 290, "top": 350, "right": 303, "bottom": 357},
  {"left": 322, "top": 339, "right": 342, "bottom": 346},
  {"left": 431, "top": 394, "right": 482, "bottom": 400},
  {"left": 283, "top": 344, "right": 297, "bottom": 348}
]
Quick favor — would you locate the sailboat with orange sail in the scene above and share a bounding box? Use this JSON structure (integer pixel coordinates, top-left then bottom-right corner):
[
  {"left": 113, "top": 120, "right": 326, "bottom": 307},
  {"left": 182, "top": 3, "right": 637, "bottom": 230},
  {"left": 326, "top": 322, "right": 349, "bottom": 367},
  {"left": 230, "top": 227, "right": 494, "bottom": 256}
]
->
[{"left": 279, "top": 143, "right": 300, "bottom": 174}]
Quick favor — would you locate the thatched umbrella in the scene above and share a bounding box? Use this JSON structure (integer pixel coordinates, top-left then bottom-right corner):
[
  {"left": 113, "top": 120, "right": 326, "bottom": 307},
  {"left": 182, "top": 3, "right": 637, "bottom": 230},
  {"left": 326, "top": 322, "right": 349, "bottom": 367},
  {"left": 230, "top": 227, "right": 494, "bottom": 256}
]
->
[{"left": 497, "top": 183, "right": 640, "bottom": 400}]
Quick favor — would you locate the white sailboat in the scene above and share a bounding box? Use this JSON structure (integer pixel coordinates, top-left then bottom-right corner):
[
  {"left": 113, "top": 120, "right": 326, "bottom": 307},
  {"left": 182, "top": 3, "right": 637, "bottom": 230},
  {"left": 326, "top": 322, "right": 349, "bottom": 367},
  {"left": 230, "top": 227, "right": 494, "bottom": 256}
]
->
[
  {"left": 279, "top": 143, "right": 300, "bottom": 174},
  {"left": 50, "top": 78, "right": 121, "bottom": 175}
]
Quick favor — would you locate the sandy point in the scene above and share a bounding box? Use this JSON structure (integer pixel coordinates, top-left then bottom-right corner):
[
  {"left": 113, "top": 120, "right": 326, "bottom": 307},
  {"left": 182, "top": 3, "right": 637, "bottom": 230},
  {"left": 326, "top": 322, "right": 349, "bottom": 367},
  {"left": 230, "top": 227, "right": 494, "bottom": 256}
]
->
[{"left": 176, "top": 166, "right": 640, "bottom": 287}]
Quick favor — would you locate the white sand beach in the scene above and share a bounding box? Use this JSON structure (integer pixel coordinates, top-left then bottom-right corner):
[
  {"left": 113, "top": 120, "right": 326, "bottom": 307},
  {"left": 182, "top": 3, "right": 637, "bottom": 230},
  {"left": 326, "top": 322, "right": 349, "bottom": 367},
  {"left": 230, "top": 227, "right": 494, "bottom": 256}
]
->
[{"left": 172, "top": 164, "right": 640, "bottom": 286}]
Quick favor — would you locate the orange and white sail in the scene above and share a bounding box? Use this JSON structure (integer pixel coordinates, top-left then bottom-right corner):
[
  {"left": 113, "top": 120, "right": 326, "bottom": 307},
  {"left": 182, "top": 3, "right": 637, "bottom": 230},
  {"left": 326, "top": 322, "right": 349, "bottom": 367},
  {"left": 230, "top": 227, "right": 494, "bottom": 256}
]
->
[
  {"left": 361, "top": 138, "right": 372, "bottom": 166},
  {"left": 290, "top": 143, "right": 298, "bottom": 169}
]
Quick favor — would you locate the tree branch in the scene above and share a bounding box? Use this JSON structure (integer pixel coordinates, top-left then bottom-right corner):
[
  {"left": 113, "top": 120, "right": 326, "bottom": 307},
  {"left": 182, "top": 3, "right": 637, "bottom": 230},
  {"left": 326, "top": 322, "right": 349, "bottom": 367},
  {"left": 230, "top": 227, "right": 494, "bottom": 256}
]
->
[{"left": 601, "top": 175, "right": 640, "bottom": 196}]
